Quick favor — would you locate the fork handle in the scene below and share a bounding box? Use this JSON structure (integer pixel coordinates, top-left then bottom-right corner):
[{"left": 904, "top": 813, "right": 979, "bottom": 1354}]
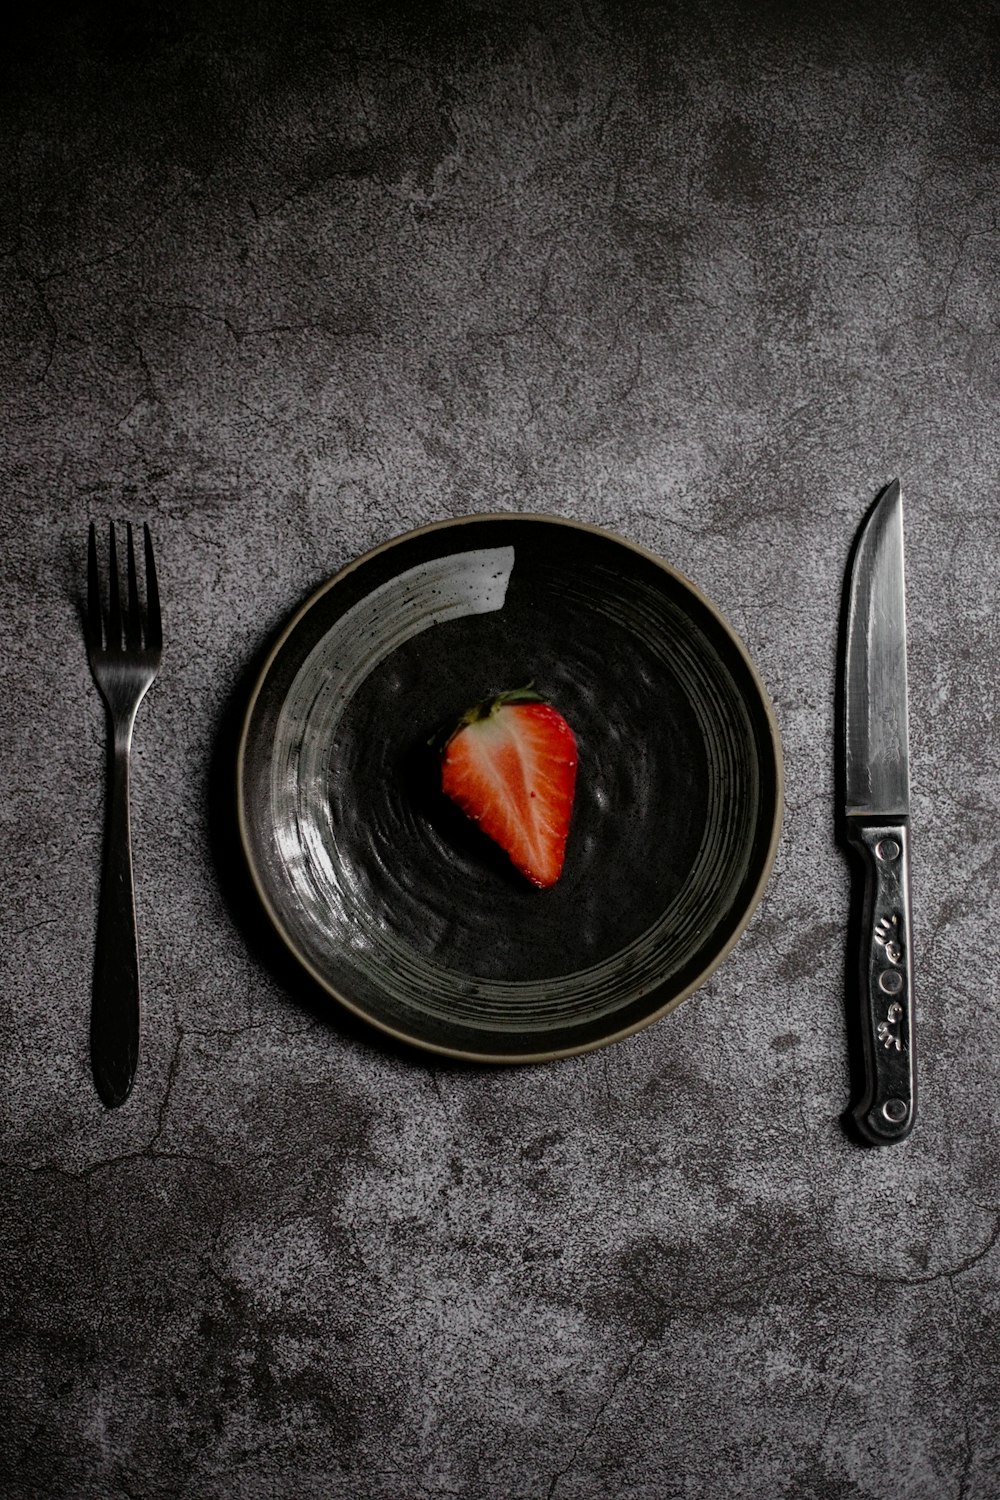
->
[{"left": 92, "top": 721, "right": 140, "bottom": 1107}]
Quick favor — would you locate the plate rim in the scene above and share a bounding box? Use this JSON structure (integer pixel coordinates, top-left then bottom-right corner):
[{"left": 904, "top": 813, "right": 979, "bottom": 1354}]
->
[{"left": 236, "top": 511, "right": 784, "bottom": 1062}]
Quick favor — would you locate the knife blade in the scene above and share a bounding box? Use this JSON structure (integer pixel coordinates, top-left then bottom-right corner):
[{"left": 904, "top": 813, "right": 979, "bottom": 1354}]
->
[{"left": 843, "top": 478, "right": 915, "bottom": 1143}]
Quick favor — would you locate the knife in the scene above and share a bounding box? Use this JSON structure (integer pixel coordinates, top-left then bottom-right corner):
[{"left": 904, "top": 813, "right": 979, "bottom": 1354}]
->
[{"left": 842, "top": 478, "right": 915, "bottom": 1144}]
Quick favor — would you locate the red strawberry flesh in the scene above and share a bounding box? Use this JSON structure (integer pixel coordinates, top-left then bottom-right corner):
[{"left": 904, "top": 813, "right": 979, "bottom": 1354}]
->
[{"left": 441, "top": 693, "right": 578, "bottom": 888}]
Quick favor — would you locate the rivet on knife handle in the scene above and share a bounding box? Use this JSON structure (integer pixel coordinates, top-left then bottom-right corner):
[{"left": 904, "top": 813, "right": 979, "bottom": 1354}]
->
[{"left": 847, "top": 822, "right": 916, "bottom": 1143}]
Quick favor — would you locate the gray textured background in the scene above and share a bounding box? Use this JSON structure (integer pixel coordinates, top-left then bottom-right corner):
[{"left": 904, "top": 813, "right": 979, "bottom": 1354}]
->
[{"left": 2, "top": 2, "right": 999, "bottom": 1497}]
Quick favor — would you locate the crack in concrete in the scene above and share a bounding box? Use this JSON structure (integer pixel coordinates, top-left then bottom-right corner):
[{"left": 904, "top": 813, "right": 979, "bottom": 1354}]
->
[
  {"left": 12, "top": 249, "right": 58, "bottom": 383},
  {"left": 839, "top": 1215, "right": 1000, "bottom": 1289},
  {"left": 10, "top": 917, "right": 61, "bottom": 939},
  {"left": 149, "top": 1024, "right": 185, "bottom": 1150},
  {"left": 10, "top": 1150, "right": 235, "bottom": 1181},
  {"left": 545, "top": 1335, "right": 651, "bottom": 1499}
]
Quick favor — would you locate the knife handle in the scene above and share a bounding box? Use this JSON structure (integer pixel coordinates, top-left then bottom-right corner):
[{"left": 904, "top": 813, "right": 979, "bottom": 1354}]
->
[{"left": 846, "top": 821, "right": 916, "bottom": 1144}]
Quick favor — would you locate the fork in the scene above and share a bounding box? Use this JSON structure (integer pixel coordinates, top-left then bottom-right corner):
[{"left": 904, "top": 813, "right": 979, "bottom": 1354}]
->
[{"left": 86, "top": 521, "right": 162, "bottom": 1107}]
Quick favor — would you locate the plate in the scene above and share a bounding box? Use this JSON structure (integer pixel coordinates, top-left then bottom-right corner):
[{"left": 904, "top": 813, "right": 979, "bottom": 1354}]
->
[{"left": 237, "top": 515, "right": 783, "bottom": 1061}]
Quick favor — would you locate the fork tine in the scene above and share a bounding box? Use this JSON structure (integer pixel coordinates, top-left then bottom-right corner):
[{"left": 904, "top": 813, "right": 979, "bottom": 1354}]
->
[
  {"left": 107, "top": 521, "right": 123, "bottom": 648},
  {"left": 143, "top": 523, "right": 162, "bottom": 651},
  {"left": 124, "top": 523, "right": 142, "bottom": 650},
  {"left": 86, "top": 522, "right": 103, "bottom": 651}
]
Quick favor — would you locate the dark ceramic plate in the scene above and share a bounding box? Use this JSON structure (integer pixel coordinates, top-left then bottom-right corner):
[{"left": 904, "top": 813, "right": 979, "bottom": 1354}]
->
[{"left": 237, "top": 515, "right": 782, "bottom": 1061}]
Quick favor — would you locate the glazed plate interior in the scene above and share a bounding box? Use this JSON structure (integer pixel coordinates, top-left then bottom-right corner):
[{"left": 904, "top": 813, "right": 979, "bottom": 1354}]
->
[{"left": 237, "top": 515, "right": 782, "bottom": 1061}]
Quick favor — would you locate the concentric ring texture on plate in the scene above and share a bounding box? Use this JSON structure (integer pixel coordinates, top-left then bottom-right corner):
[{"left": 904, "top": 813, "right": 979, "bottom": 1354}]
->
[{"left": 238, "top": 516, "right": 783, "bottom": 1060}]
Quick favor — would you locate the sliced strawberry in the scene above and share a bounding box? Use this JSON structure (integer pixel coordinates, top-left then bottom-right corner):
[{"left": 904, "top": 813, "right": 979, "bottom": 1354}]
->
[{"left": 440, "top": 688, "right": 578, "bottom": 888}]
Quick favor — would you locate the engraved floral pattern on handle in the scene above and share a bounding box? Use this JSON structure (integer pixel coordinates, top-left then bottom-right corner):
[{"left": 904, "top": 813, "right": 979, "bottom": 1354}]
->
[
  {"left": 874, "top": 912, "right": 904, "bottom": 965},
  {"left": 877, "top": 1002, "right": 905, "bottom": 1052}
]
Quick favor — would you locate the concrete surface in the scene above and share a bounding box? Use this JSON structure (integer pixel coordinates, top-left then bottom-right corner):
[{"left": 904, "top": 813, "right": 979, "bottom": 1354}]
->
[{"left": 2, "top": 2, "right": 998, "bottom": 1497}]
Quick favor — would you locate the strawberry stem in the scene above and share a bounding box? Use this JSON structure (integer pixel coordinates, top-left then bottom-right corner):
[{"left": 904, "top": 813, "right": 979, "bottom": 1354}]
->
[
  {"left": 431, "top": 682, "right": 547, "bottom": 749},
  {"left": 465, "top": 682, "right": 543, "bottom": 722}
]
